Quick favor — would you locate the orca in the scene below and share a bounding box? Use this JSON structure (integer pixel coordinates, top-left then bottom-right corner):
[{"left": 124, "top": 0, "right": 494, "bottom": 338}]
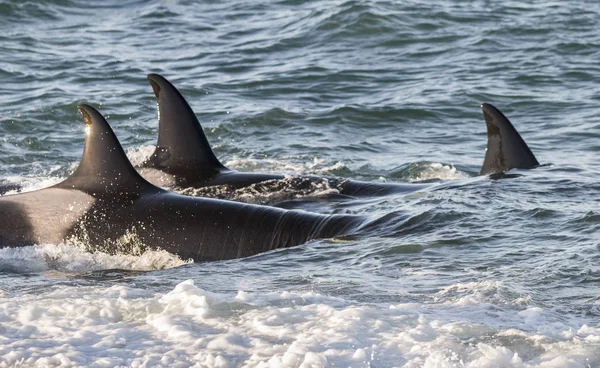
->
[
  {"left": 138, "top": 75, "right": 541, "bottom": 196},
  {"left": 138, "top": 74, "right": 432, "bottom": 197},
  {"left": 479, "top": 103, "right": 539, "bottom": 175},
  {"left": 0, "top": 105, "right": 363, "bottom": 262},
  {"left": 0, "top": 96, "right": 540, "bottom": 200}
]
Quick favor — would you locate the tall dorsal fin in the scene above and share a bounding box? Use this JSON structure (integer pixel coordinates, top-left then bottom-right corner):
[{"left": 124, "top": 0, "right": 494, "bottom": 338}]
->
[
  {"left": 479, "top": 103, "right": 539, "bottom": 175},
  {"left": 142, "top": 73, "right": 225, "bottom": 179},
  {"left": 56, "top": 104, "right": 158, "bottom": 196}
]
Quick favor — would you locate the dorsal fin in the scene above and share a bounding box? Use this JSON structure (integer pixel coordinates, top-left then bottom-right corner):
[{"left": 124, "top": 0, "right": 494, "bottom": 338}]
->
[
  {"left": 142, "top": 73, "right": 225, "bottom": 180},
  {"left": 56, "top": 104, "right": 158, "bottom": 196},
  {"left": 479, "top": 103, "right": 539, "bottom": 175}
]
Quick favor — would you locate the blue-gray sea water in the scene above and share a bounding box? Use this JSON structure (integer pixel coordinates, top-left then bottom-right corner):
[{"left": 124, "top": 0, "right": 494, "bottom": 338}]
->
[{"left": 1, "top": 1, "right": 600, "bottom": 367}]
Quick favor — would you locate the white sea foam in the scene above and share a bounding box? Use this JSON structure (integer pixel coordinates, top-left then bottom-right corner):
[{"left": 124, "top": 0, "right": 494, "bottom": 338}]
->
[
  {"left": 410, "top": 163, "right": 467, "bottom": 182},
  {"left": 0, "top": 243, "right": 190, "bottom": 273},
  {"left": 124, "top": 146, "right": 468, "bottom": 186},
  {"left": 0, "top": 279, "right": 597, "bottom": 367},
  {"left": 177, "top": 176, "right": 341, "bottom": 204},
  {"left": 125, "top": 145, "right": 156, "bottom": 167},
  {"left": 227, "top": 157, "right": 468, "bottom": 183},
  {"left": 2, "top": 164, "right": 71, "bottom": 194},
  {"left": 225, "top": 156, "right": 347, "bottom": 176},
  {"left": 124, "top": 146, "right": 348, "bottom": 177}
]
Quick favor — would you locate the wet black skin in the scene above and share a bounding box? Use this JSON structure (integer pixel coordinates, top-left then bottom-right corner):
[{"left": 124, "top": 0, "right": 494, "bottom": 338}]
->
[
  {"left": 138, "top": 73, "right": 433, "bottom": 196},
  {"left": 479, "top": 103, "right": 539, "bottom": 175},
  {"left": 0, "top": 105, "right": 362, "bottom": 262},
  {"left": 139, "top": 75, "right": 539, "bottom": 193},
  {"left": 0, "top": 86, "right": 540, "bottom": 199}
]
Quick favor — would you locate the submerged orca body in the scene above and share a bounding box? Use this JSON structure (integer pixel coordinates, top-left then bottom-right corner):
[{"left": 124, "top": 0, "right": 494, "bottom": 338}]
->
[
  {"left": 138, "top": 75, "right": 540, "bottom": 196},
  {"left": 0, "top": 105, "right": 362, "bottom": 262},
  {"left": 0, "top": 81, "right": 540, "bottom": 199},
  {"left": 137, "top": 74, "right": 432, "bottom": 197},
  {"left": 479, "top": 103, "right": 539, "bottom": 175}
]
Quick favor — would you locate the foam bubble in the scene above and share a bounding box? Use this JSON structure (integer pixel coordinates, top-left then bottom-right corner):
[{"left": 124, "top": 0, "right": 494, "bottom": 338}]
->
[
  {"left": 125, "top": 145, "right": 156, "bottom": 167},
  {"left": 2, "top": 164, "right": 72, "bottom": 194},
  {"left": 225, "top": 156, "right": 347, "bottom": 176},
  {"left": 177, "top": 176, "right": 341, "bottom": 204},
  {"left": 410, "top": 162, "right": 467, "bottom": 181},
  {"left": 0, "top": 280, "right": 597, "bottom": 367},
  {"left": 0, "top": 243, "right": 190, "bottom": 273}
]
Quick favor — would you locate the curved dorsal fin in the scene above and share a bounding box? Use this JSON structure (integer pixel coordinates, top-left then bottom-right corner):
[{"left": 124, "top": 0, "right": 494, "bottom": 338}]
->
[
  {"left": 142, "top": 73, "right": 225, "bottom": 179},
  {"left": 56, "top": 104, "right": 158, "bottom": 196},
  {"left": 479, "top": 103, "right": 539, "bottom": 175}
]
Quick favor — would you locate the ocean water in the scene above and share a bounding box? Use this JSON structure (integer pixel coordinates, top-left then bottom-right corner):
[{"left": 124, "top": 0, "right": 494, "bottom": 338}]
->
[{"left": 1, "top": 0, "right": 600, "bottom": 367}]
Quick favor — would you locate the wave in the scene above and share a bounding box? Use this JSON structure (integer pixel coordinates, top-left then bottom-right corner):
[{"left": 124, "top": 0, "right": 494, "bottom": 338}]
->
[
  {"left": 0, "top": 243, "right": 190, "bottom": 273},
  {"left": 0, "top": 279, "right": 596, "bottom": 366}
]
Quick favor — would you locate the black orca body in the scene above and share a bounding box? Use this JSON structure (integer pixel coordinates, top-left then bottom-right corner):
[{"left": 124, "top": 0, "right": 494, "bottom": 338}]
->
[
  {"left": 479, "top": 103, "right": 539, "bottom": 175},
  {"left": 138, "top": 75, "right": 540, "bottom": 196},
  {"left": 0, "top": 105, "right": 362, "bottom": 262},
  {"left": 0, "top": 81, "right": 540, "bottom": 199},
  {"left": 137, "top": 74, "right": 432, "bottom": 197}
]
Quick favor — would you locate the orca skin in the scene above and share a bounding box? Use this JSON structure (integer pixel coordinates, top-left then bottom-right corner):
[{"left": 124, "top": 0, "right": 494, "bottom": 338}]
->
[
  {"left": 0, "top": 105, "right": 362, "bottom": 262},
  {"left": 0, "top": 84, "right": 541, "bottom": 198},
  {"left": 479, "top": 103, "right": 539, "bottom": 175},
  {"left": 138, "top": 74, "right": 541, "bottom": 194},
  {"left": 138, "top": 74, "right": 431, "bottom": 197}
]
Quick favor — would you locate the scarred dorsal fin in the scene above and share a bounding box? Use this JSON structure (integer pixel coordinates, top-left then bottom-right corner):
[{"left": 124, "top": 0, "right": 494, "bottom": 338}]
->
[
  {"left": 56, "top": 104, "right": 158, "bottom": 196},
  {"left": 142, "top": 73, "right": 225, "bottom": 180},
  {"left": 479, "top": 103, "right": 539, "bottom": 175}
]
